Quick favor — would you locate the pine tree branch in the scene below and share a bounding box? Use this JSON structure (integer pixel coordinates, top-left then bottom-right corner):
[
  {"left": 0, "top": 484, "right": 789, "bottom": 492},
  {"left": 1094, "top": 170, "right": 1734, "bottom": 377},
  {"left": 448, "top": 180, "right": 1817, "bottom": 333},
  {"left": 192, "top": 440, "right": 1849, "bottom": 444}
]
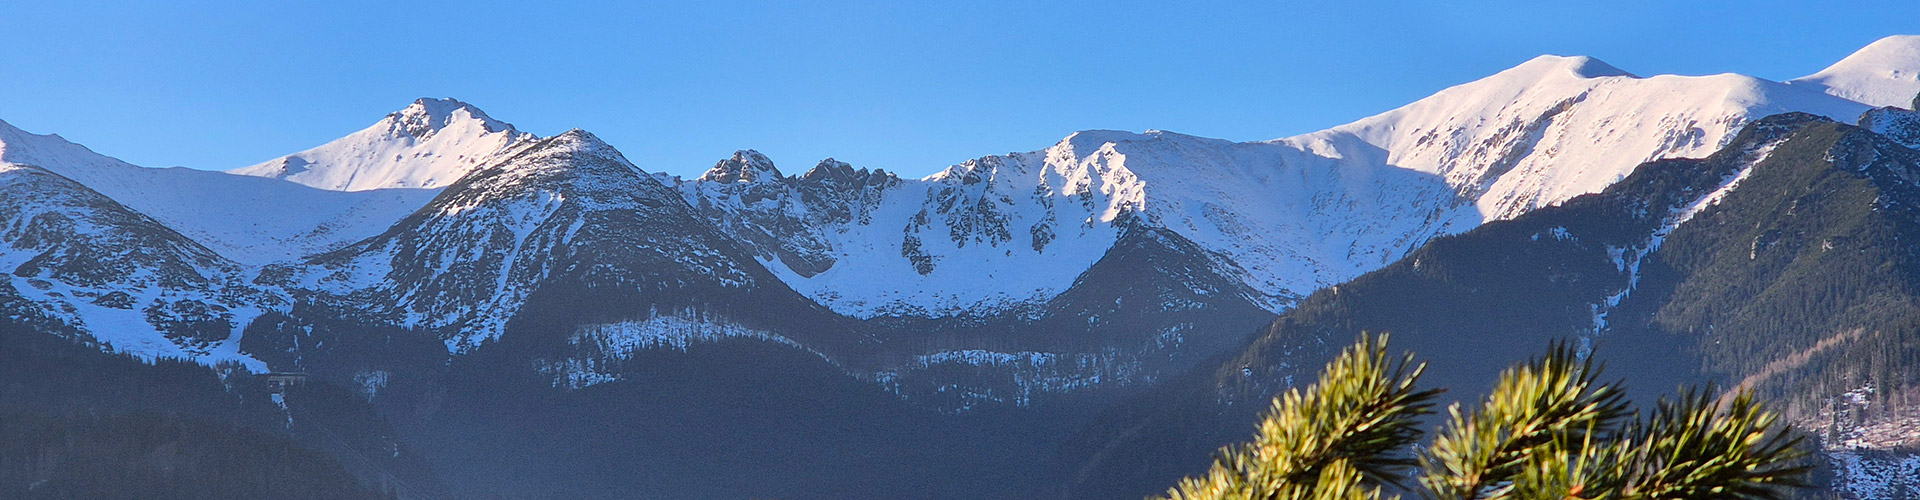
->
[
  {"left": 1159, "top": 333, "right": 1441, "bottom": 500},
  {"left": 1419, "top": 342, "right": 1630, "bottom": 500}
]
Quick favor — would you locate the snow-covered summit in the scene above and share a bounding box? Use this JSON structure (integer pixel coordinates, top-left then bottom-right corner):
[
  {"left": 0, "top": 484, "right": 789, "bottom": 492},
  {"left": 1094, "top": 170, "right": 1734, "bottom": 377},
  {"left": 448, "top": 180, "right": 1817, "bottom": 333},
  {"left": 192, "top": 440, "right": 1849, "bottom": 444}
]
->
[
  {"left": 0, "top": 119, "right": 133, "bottom": 174},
  {"left": 686, "top": 49, "right": 1885, "bottom": 320},
  {"left": 396, "top": 97, "right": 517, "bottom": 136},
  {"left": 229, "top": 98, "right": 536, "bottom": 191},
  {"left": 0, "top": 118, "right": 438, "bottom": 264},
  {"left": 5, "top": 36, "right": 1915, "bottom": 361},
  {"left": 1514, "top": 54, "right": 1637, "bottom": 79},
  {"left": 1288, "top": 53, "right": 1872, "bottom": 220},
  {"left": 677, "top": 127, "right": 1460, "bottom": 318},
  {"left": 305, "top": 127, "right": 762, "bottom": 351},
  {"left": 1792, "top": 35, "right": 1920, "bottom": 109}
]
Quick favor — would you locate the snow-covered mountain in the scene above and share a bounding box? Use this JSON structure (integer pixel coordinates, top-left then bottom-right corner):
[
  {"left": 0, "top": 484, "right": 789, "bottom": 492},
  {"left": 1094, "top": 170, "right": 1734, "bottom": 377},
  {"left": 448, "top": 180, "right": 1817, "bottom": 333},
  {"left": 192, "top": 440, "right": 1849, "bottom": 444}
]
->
[
  {"left": 7, "top": 33, "right": 1920, "bottom": 500},
  {"left": 1791, "top": 35, "right": 1920, "bottom": 109},
  {"left": 0, "top": 119, "right": 436, "bottom": 263},
  {"left": 297, "top": 130, "right": 770, "bottom": 352},
  {"left": 675, "top": 151, "right": 899, "bottom": 282},
  {"left": 676, "top": 131, "right": 1469, "bottom": 319},
  {"left": 0, "top": 163, "right": 270, "bottom": 370},
  {"left": 673, "top": 51, "right": 1878, "bottom": 321},
  {"left": 1061, "top": 111, "right": 1920, "bottom": 500},
  {"left": 230, "top": 98, "right": 536, "bottom": 192},
  {"left": 1289, "top": 54, "right": 1873, "bottom": 221},
  {"left": 3, "top": 36, "right": 1916, "bottom": 411}
]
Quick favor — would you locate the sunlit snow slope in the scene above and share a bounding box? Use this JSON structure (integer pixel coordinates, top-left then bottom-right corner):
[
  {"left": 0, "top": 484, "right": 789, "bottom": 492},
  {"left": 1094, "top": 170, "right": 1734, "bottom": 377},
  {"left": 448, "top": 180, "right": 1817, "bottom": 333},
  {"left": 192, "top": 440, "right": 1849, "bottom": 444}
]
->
[
  {"left": 231, "top": 98, "right": 536, "bottom": 191},
  {"left": 1791, "top": 35, "right": 1920, "bottom": 109},
  {"left": 679, "top": 131, "right": 1466, "bottom": 318},
  {"left": 682, "top": 50, "right": 1880, "bottom": 319},
  {"left": 0, "top": 119, "right": 437, "bottom": 263},
  {"left": 1288, "top": 54, "right": 1872, "bottom": 221}
]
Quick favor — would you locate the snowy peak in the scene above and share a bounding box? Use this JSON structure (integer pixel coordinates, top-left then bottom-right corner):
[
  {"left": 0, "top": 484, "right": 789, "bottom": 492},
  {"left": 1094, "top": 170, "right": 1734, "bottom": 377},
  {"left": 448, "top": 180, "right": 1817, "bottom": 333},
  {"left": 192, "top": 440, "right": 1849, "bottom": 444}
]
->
[
  {"left": 1058, "top": 129, "right": 1158, "bottom": 157},
  {"left": 501, "top": 129, "right": 639, "bottom": 180},
  {"left": 304, "top": 127, "right": 758, "bottom": 351},
  {"left": 698, "top": 150, "right": 783, "bottom": 184},
  {"left": 426, "top": 128, "right": 645, "bottom": 193},
  {"left": 1792, "top": 35, "right": 1920, "bottom": 109},
  {"left": 0, "top": 118, "right": 444, "bottom": 265},
  {"left": 540, "top": 128, "right": 615, "bottom": 155},
  {"left": 0, "top": 118, "right": 142, "bottom": 174},
  {"left": 1291, "top": 52, "right": 1871, "bottom": 221},
  {"left": 1512, "top": 54, "right": 1636, "bottom": 80},
  {"left": 228, "top": 97, "right": 536, "bottom": 191},
  {"left": 391, "top": 97, "right": 514, "bottom": 137}
]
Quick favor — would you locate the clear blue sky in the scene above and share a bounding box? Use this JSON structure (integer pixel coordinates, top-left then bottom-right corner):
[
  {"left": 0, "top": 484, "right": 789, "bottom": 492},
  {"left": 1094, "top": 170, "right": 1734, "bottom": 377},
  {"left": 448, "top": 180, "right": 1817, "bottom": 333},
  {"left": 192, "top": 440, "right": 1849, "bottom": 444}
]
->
[{"left": 3, "top": 1, "right": 1916, "bottom": 178}]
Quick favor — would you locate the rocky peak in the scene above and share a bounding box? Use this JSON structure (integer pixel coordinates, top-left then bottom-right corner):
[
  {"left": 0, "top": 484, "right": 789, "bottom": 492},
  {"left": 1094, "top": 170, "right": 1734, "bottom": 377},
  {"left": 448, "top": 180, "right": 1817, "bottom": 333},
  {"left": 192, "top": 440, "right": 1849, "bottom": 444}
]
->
[
  {"left": 1862, "top": 106, "right": 1920, "bottom": 149},
  {"left": 800, "top": 158, "right": 857, "bottom": 182},
  {"left": 698, "top": 150, "right": 783, "bottom": 184},
  {"left": 389, "top": 97, "right": 517, "bottom": 138},
  {"left": 798, "top": 158, "right": 898, "bottom": 189},
  {"left": 229, "top": 97, "right": 537, "bottom": 192}
]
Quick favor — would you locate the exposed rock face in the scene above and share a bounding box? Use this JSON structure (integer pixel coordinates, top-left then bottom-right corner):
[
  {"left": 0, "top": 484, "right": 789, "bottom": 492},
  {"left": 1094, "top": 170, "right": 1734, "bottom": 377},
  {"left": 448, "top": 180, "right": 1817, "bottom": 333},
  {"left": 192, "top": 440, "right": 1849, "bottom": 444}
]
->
[
  {"left": 1862, "top": 106, "right": 1920, "bottom": 149},
  {"left": 677, "top": 151, "right": 899, "bottom": 279},
  {"left": 0, "top": 163, "right": 268, "bottom": 364},
  {"left": 302, "top": 131, "right": 766, "bottom": 352}
]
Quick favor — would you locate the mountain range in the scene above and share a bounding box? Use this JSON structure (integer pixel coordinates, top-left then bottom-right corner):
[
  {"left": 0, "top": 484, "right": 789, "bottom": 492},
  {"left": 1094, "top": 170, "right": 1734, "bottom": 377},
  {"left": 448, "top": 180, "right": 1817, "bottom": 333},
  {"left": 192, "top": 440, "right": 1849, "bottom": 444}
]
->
[{"left": 5, "top": 35, "right": 1920, "bottom": 499}]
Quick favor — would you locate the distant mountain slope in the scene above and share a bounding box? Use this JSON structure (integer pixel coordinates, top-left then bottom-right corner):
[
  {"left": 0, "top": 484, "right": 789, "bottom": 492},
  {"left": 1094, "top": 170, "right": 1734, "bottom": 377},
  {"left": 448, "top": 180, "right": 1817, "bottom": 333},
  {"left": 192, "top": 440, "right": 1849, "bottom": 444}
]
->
[
  {"left": 3, "top": 37, "right": 1906, "bottom": 411},
  {"left": 1792, "top": 35, "right": 1920, "bottom": 109},
  {"left": 1059, "top": 112, "right": 1920, "bottom": 499},
  {"left": 269, "top": 129, "right": 1275, "bottom": 409},
  {"left": 1289, "top": 54, "right": 1872, "bottom": 221},
  {"left": 296, "top": 130, "right": 782, "bottom": 352},
  {"left": 230, "top": 98, "right": 536, "bottom": 191},
  {"left": 676, "top": 132, "right": 1458, "bottom": 319},
  {"left": 0, "top": 119, "right": 436, "bottom": 263},
  {"left": 1863, "top": 106, "right": 1920, "bottom": 148},
  {"left": 677, "top": 52, "right": 1877, "bottom": 323},
  {"left": 2, "top": 35, "right": 1918, "bottom": 500},
  {"left": 0, "top": 162, "right": 269, "bottom": 368}
]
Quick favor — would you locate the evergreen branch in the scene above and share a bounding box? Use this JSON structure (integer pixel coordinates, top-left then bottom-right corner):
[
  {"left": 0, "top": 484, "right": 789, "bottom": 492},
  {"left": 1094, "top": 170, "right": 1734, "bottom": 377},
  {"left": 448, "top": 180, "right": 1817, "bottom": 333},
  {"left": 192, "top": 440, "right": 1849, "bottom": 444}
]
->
[
  {"left": 1160, "top": 333, "right": 1441, "bottom": 500},
  {"left": 1616, "top": 388, "right": 1809, "bottom": 500},
  {"left": 1419, "top": 342, "right": 1630, "bottom": 500},
  {"left": 1160, "top": 337, "right": 1813, "bottom": 500}
]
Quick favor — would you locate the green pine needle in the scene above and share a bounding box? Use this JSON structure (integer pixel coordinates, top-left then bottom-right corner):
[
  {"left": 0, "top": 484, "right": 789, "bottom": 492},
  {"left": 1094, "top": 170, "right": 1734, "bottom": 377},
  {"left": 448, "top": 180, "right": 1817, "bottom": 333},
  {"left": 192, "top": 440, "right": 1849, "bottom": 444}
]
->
[
  {"left": 1421, "top": 342, "right": 1630, "bottom": 500},
  {"left": 1155, "top": 336, "right": 1813, "bottom": 500},
  {"left": 1160, "top": 333, "right": 1442, "bottom": 500}
]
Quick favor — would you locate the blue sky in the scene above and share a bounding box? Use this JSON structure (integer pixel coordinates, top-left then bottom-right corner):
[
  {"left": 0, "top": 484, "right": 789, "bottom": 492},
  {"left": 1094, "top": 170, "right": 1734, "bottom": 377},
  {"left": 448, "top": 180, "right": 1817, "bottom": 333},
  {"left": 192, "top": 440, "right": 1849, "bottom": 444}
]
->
[{"left": 2, "top": 1, "right": 1916, "bottom": 178}]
